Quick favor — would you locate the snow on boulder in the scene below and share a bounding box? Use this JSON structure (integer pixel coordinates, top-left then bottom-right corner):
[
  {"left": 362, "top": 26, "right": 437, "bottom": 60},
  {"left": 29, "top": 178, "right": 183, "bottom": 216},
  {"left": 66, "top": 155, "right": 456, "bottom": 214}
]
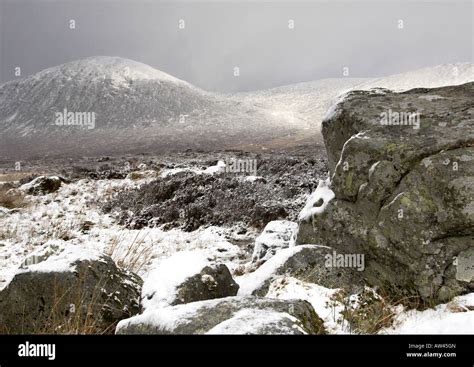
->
[
  {"left": 20, "top": 176, "right": 64, "bottom": 195},
  {"left": 116, "top": 296, "right": 325, "bottom": 335},
  {"left": 298, "top": 178, "right": 335, "bottom": 223},
  {"left": 0, "top": 241, "right": 142, "bottom": 333},
  {"left": 238, "top": 245, "right": 363, "bottom": 297},
  {"left": 251, "top": 220, "right": 298, "bottom": 264},
  {"left": 142, "top": 250, "right": 239, "bottom": 310}
]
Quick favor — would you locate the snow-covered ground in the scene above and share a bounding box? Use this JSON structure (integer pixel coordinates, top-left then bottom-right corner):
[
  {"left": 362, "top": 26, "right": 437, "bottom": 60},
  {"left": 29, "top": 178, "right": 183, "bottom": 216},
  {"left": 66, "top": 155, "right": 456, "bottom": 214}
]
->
[
  {"left": 1, "top": 162, "right": 473, "bottom": 334},
  {"left": 0, "top": 170, "right": 253, "bottom": 291},
  {"left": 381, "top": 293, "right": 474, "bottom": 334}
]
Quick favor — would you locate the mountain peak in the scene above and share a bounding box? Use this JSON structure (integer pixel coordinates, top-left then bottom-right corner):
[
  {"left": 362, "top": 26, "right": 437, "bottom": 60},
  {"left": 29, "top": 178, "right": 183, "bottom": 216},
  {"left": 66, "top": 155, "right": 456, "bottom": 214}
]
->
[{"left": 32, "top": 56, "right": 191, "bottom": 88}]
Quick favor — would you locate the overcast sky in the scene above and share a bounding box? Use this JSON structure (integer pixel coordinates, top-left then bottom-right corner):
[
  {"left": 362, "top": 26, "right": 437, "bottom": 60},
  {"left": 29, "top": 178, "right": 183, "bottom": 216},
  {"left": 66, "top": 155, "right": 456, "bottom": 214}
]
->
[{"left": 0, "top": 0, "right": 472, "bottom": 92}]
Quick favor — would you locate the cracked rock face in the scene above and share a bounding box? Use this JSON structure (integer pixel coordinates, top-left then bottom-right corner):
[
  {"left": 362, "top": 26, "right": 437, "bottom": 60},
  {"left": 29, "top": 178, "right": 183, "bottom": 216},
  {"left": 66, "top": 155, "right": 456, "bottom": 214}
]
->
[{"left": 297, "top": 82, "right": 474, "bottom": 303}]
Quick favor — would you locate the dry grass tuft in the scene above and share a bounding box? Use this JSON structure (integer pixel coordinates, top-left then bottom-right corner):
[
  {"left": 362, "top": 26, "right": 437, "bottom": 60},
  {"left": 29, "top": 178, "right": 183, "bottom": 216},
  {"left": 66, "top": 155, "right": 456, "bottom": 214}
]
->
[{"left": 105, "top": 230, "right": 154, "bottom": 274}]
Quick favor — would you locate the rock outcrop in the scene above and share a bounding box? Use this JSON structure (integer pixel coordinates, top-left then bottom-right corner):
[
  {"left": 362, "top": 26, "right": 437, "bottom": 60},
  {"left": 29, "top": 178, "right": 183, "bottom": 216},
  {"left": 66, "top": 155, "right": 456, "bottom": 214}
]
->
[
  {"left": 297, "top": 83, "right": 474, "bottom": 303},
  {"left": 116, "top": 296, "right": 325, "bottom": 335},
  {"left": 0, "top": 242, "right": 142, "bottom": 333}
]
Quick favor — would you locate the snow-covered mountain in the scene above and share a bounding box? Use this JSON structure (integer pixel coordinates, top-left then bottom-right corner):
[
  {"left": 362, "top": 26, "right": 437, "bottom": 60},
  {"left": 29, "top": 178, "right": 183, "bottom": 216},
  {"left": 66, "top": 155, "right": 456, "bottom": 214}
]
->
[
  {"left": 0, "top": 58, "right": 472, "bottom": 158},
  {"left": 357, "top": 62, "right": 474, "bottom": 91},
  {"left": 233, "top": 62, "right": 474, "bottom": 132},
  {"left": 0, "top": 56, "right": 292, "bottom": 158}
]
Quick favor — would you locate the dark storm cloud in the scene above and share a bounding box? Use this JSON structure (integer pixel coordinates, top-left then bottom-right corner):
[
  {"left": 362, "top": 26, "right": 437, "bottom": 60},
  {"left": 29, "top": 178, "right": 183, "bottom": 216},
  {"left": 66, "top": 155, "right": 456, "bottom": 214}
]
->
[{"left": 0, "top": 0, "right": 472, "bottom": 92}]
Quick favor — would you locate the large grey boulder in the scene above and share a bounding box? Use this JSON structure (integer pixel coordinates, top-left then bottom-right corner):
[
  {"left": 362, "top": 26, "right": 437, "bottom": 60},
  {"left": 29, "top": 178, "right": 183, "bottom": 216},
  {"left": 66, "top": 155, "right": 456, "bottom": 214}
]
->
[
  {"left": 297, "top": 82, "right": 474, "bottom": 303},
  {"left": 116, "top": 296, "right": 325, "bottom": 335},
  {"left": 0, "top": 242, "right": 142, "bottom": 334}
]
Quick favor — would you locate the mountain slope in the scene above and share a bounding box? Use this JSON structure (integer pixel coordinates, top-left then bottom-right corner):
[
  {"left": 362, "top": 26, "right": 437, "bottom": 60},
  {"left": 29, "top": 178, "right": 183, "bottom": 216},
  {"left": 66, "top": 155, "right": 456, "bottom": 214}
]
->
[
  {"left": 234, "top": 63, "right": 474, "bottom": 132},
  {"left": 357, "top": 62, "right": 474, "bottom": 91},
  {"left": 0, "top": 57, "right": 293, "bottom": 158}
]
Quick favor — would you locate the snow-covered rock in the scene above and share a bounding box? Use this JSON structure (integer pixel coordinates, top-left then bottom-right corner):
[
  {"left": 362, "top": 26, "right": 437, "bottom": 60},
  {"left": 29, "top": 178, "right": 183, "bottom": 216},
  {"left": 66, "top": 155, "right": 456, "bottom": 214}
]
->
[
  {"left": 239, "top": 245, "right": 363, "bottom": 297},
  {"left": 20, "top": 176, "right": 64, "bottom": 196},
  {"left": 266, "top": 276, "right": 349, "bottom": 334},
  {"left": 251, "top": 220, "right": 298, "bottom": 264},
  {"left": 116, "top": 296, "right": 325, "bottom": 335},
  {"left": 142, "top": 250, "right": 238, "bottom": 310},
  {"left": 0, "top": 241, "right": 142, "bottom": 333}
]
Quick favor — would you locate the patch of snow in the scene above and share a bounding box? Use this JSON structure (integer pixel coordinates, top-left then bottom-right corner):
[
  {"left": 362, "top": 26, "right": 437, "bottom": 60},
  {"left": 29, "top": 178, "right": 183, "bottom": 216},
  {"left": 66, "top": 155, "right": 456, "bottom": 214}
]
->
[
  {"left": 237, "top": 245, "right": 328, "bottom": 296},
  {"left": 418, "top": 95, "right": 445, "bottom": 101},
  {"left": 205, "top": 308, "right": 303, "bottom": 334},
  {"left": 298, "top": 177, "right": 335, "bottom": 221},
  {"left": 243, "top": 175, "right": 264, "bottom": 182},
  {"left": 160, "top": 161, "right": 226, "bottom": 178},
  {"left": 203, "top": 160, "right": 226, "bottom": 175},
  {"left": 266, "top": 276, "right": 350, "bottom": 334},
  {"left": 16, "top": 240, "right": 101, "bottom": 275},
  {"left": 368, "top": 161, "right": 380, "bottom": 178},
  {"left": 381, "top": 293, "right": 474, "bottom": 334}
]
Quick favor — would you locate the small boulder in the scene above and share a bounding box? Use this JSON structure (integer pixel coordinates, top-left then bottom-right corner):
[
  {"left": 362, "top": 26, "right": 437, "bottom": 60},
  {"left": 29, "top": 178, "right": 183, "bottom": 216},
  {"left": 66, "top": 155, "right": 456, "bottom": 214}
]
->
[
  {"left": 21, "top": 176, "right": 64, "bottom": 195},
  {"left": 142, "top": 251, "right": 239, "bottom": 310}
]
